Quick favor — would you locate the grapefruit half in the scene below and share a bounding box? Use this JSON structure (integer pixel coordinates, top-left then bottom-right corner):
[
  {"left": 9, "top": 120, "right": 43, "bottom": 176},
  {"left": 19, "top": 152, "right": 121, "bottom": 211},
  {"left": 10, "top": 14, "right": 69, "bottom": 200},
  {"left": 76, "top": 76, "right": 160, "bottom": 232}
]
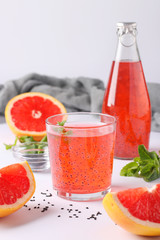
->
[
  {"left": 0, "top": 161, "right": 36, "bottom": 217},
  {"left": 5, "top": 92, "right": 66, "bottom": 140},
  {"left": 103, "top": 185, "right": 160, "bottom": 236}
]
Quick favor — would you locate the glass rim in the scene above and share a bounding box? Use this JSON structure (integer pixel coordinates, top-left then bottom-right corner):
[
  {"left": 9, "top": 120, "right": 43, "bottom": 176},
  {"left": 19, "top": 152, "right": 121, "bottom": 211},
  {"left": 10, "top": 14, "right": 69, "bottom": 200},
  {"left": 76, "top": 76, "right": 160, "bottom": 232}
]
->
[{"left": 46, "top": 112, "right": 116, "bottom": 129}]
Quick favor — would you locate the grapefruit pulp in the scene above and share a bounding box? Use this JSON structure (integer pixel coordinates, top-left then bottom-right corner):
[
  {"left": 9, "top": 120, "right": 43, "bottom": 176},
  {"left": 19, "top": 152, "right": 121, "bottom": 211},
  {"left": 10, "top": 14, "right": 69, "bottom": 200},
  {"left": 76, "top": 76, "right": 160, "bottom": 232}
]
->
[
  {"left": 5, "top": 92, "right": 66, "bottom": 140},
  {"left": 103, "top": 185, "right": 160, "bottom": 236},
  {"left": 0, "top": 161, "right": 36, "bottom": 217}
]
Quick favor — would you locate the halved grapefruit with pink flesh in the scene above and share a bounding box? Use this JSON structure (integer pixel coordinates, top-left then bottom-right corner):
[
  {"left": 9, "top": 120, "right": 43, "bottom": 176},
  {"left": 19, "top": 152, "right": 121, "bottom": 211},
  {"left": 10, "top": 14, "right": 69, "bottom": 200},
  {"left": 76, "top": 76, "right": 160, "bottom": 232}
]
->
[
  {"left": 0, "top": 161, "right": 35, "bottom": 217},
  {"left": 103, "top": 185, "right": 160, "bottom": 236},
  {"left": 5, "top": 92, "right": 66, "bottom": 140}
]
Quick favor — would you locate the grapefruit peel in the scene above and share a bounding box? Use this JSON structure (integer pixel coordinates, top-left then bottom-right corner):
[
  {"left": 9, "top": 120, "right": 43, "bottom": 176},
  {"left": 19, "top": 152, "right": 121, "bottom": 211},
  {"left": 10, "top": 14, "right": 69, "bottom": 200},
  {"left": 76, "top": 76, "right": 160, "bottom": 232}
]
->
[{"left": 103, "top": 186, "right": 160, "bottom": 236}]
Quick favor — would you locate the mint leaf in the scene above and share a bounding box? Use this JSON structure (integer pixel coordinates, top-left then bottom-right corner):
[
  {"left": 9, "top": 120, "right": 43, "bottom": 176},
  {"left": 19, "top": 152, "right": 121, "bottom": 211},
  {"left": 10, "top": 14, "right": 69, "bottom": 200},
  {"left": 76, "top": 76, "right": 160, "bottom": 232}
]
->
[
  {"left": 56, "top": 127, "right": 73, "bottom": 135},
  {"left": 134, "top": 157, "right": 141, "bottom": 163},
  {"left": 4, "top": 135, "right": 48, "bottom": 154},
  {"left": 138, "top": 145, "right": 159, "bottom": 161},
  {"left": 63, "top": 130, "right": 73, "bottom": 135},
  {"left": 57, "top": 120, "right": 66, "bottom": 126},
  {"left": 4, "top": 137, "right": 18, "bottom": 150},
  {"left": 54, "top": 120, "right": 73, "bottom": 136},
  {"left": 140, "top": 162, "right": 155, "bottom": 175},
  {"left": 120, "top": 162, "right": 139, "bottom": 177},
  {"left": 40, "top": 135, "right": 47, "bottom": 142},
  {"left": 120, "top": 145, "right": 160, "bottom": 182},
  {"left": 143, "top": 167, "right": 160, "bottom": 182},
  {"left": 19, "top": 136, "right": 34, "bottom": 143}
]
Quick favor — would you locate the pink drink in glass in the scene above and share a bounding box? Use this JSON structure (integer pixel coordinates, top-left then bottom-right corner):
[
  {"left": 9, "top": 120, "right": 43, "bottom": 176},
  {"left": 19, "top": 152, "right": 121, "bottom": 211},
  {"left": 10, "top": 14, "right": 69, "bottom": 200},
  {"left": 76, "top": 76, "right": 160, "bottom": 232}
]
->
[{"left": 46, "top": 113, "right": 116, "bottom": 201}]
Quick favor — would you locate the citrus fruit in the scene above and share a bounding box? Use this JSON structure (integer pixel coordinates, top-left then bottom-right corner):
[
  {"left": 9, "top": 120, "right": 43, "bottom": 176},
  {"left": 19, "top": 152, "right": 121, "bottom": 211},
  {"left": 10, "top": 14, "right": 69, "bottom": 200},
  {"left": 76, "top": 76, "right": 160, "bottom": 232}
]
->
[
  {"left": 0, "top": 161, "right": 35, "bottom": 217},
  {"left": 103, "top": 185, "right": 160, "bottom": 236},
  {"left": 5, "top": 92, "right": 67, "bottom": 140}
]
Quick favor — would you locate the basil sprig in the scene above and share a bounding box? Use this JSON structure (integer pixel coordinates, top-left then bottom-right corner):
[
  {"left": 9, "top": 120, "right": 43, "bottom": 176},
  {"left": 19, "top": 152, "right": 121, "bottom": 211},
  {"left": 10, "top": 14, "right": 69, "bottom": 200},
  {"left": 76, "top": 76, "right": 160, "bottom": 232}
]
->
[{"left": 120, "top": 145, "right": 160, "bottom": 182}]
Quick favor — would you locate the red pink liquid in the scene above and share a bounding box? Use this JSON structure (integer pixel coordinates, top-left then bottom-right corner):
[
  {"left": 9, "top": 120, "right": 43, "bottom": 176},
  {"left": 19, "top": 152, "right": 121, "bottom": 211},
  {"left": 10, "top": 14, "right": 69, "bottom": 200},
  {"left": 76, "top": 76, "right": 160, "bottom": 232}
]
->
[
  {"left": 47, "top": 122, "right": 115, "bottom": 194},
  {"left": 102, "top": 61, "right": 151, "bottom": 159}
]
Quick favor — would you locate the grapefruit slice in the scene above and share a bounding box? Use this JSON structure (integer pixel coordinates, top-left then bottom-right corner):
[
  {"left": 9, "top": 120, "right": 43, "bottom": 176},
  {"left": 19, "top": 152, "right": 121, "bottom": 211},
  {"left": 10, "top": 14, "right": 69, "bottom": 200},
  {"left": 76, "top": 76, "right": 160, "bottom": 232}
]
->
[
  {"left": 0, "top": 161, "right": 36, "bottom": 217},
  {"left": 5, "top": 92, "right": 67, "bottom": 140},
  {"left": 103, "top": 185, "right": 160, "bottom": 236}
]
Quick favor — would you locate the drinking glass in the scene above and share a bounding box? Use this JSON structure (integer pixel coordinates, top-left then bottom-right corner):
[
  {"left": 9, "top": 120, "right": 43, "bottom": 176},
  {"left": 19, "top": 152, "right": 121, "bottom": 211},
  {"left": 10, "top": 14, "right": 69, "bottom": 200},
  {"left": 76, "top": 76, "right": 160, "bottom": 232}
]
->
[{"left": 46, "top": 112, "right": 116, "bottom": 201}]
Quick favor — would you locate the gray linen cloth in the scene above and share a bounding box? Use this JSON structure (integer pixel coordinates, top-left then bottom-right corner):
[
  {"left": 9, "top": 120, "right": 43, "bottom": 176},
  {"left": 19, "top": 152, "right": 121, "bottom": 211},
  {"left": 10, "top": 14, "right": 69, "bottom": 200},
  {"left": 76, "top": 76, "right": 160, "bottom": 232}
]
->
[
  {"left": 0, "top": 73, "right": 159, "bottom": 132},
  {"left": 0, "top": 73, "right": 105, "bottom": 123}
]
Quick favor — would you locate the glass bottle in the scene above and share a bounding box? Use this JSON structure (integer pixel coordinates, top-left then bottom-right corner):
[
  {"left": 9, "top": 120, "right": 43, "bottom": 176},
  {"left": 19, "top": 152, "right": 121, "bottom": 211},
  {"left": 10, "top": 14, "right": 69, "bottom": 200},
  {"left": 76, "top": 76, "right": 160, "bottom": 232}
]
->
[{"left": 102, "top": 22, "right": 151, "bottom": 159}]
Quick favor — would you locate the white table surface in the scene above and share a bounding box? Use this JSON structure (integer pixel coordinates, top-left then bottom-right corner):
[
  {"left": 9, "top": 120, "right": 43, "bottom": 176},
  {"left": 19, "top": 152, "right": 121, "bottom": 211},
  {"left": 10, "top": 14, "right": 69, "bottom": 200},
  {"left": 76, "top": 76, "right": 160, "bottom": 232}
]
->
[{"left": 0, "top": 123, "right": 160, "bottom": 240}]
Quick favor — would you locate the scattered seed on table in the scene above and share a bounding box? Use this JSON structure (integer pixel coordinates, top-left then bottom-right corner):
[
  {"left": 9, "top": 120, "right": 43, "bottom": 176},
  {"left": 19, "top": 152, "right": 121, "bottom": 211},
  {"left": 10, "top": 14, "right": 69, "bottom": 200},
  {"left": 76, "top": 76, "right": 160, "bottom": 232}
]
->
[
  {"left": 46, "top": 193, "right": 52, "bottom": 197},
  {"left": 96, "top": 211, "right": 102, "bottom": 216},
  {"left": 23, "top": 190, "right": 103, "bottom": 221},
  {"left": 41, "top": 207, "right": 48, "bottom": 212},
  {"left": 87, "top": 214, "right": 97, "bottom": 220},
  {"left": 68, "top": 209, "right": 72, "bottom": 213},
  {"left": 41, "top": 192, "right": 46, "bottom": 195}
]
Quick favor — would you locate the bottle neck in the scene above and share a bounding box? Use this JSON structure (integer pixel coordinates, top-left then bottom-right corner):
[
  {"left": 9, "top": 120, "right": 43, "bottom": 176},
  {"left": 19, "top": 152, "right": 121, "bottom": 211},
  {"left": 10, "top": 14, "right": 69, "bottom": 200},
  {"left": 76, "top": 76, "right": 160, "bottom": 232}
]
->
[{"left": 115, "top": 32, "right": 140, "bottom": 62}]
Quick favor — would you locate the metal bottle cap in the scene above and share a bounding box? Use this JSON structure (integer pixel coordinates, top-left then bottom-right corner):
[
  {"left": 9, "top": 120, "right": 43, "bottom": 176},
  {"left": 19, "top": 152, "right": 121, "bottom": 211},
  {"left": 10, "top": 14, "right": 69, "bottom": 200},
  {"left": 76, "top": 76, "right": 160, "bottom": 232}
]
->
[
  {"left": 116, "top": 22, "right": 137, "bottom": 47},
  {"left": 117, "top": 22, "right": 137, "bottom": 29},
  {"left": 117, "top": 22, "right": 137, "bottom": 27}
]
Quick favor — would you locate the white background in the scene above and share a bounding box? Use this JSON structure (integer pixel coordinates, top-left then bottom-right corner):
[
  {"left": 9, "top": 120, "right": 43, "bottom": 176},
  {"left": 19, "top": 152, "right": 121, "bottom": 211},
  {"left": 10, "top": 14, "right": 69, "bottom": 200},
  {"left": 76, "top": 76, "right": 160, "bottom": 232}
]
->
[{"left": 0, "top": 0, "right": 159, "bottom": 85}]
